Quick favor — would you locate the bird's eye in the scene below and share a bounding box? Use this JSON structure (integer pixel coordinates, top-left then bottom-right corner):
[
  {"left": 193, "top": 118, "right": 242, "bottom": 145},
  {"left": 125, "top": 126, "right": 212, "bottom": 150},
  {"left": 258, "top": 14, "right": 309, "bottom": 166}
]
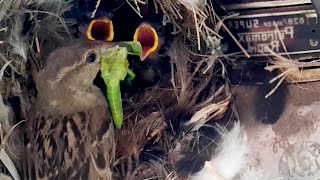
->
[{"left": 86, "top": 51, "right": 97, "bottom": 63}]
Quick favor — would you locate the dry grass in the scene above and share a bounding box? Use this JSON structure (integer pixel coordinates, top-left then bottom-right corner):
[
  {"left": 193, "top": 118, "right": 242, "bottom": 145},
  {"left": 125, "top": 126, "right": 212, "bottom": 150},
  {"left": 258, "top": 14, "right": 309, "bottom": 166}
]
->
[
  {"left": 0, "top": 0, "right": 233, "bottom": 179},
  {"left": 0, "top": 0, "right": 75, "bottom": 179},
  {"left": 0, "top": 0, "right": 74, "bottom": 112},
  {"left": 159, "top": 0, "right": 245, "bottom": 54},
  {"left": 264, "top": 49, "right": 320, "bottom": 98},
  {"left": 114, "top": 38, "right": 231, "bottom": 179},
  {"left": 128, "top": 0, "right": 249, "bottom": 75}
]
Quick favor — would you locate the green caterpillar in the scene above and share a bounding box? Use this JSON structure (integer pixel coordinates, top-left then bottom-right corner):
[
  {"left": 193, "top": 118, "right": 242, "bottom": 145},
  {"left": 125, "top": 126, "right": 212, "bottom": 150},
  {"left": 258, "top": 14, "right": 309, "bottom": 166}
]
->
[{"left": 100, "top": 42, "right": 141, "bottom": 129}]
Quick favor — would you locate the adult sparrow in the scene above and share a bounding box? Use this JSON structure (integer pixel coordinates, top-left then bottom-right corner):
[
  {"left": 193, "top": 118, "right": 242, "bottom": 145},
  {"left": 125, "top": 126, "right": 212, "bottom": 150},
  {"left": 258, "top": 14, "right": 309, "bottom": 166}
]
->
[{"left": 25, "top": 40, "right": 116, "bottom": 180}]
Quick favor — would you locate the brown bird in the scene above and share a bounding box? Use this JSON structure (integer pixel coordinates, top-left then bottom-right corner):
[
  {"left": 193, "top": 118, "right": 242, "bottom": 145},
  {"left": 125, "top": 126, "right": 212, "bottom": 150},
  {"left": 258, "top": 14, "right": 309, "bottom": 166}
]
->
[{"left": 25, "top": 40, "right": 116, "bottom": 180}]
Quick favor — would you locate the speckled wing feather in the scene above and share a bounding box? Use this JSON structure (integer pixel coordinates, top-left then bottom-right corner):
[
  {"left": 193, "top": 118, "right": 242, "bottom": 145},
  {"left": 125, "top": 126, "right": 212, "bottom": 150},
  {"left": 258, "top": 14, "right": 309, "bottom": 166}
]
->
[{"left": 25, "top": 105, "right": 114, "bottom": 180}]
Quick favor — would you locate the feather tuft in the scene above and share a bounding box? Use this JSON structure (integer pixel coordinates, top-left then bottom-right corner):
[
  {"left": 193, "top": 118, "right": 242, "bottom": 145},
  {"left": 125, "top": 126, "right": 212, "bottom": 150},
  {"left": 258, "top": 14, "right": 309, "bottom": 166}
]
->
[{"left": 190, "top": 122, "right": 248, "bottom": 180}]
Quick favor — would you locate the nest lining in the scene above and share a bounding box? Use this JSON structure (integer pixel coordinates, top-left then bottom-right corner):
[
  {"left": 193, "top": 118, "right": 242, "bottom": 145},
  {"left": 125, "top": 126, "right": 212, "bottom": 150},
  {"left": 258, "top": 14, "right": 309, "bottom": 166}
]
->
[{"left": 0, "top": 0, "right": 240, "bottom": 180}]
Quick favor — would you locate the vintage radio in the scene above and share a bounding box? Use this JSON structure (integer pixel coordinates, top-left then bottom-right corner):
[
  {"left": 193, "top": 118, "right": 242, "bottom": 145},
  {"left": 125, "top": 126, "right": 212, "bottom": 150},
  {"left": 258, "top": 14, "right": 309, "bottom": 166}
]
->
[{"left": 219, "top": 0, "right": 320, "bottom": 84}]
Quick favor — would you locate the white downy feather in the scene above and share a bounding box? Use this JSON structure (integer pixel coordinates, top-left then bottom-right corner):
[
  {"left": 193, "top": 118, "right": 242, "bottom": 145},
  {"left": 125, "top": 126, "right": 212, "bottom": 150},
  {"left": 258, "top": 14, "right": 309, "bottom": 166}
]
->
[{"left": 190, "top": 122, "right": 265, "bottom": 180}]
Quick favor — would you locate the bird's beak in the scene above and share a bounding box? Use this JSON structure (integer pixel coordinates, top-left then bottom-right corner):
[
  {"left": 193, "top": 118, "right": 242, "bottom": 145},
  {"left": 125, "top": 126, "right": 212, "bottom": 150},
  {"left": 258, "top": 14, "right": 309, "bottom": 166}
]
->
[
  {"left": 133, "top": 23, "right": 159, "bottom": 61},
  {"left": 86, "top": 18, "right": 114, "bottom": 41}
]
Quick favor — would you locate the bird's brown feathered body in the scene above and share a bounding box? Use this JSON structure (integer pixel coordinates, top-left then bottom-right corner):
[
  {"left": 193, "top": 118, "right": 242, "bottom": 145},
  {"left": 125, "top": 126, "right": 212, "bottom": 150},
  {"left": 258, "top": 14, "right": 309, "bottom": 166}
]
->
[{"left": 25, "top": 41, "right": 115, "bottom": 180}]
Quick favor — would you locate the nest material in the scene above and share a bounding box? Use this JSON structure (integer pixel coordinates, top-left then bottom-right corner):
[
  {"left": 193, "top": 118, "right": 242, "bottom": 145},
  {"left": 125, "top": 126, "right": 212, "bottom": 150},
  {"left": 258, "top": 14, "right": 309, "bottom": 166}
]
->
[
  {"left": 0, "top": 0, "right": 75, "bottom": 118},
  {"left": 0, "top": 0, "right": 75, "bottom": 179},
  {"left": 128, "top": 0, "right": 227, "bottom": 65},
  {"left": 262, "top": 50, "right": 320, "bottom": 98},
  {"left": 0, "top": 0, "right": 235, "bottom": 179},
  {"left": 114, "top": 39, "right": 232, "bottom": 179}
]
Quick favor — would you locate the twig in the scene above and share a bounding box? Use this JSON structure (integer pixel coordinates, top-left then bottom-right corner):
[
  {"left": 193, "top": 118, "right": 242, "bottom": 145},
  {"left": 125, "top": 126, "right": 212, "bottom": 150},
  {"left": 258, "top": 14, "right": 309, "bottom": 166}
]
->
[
  {"left": 124, "top": 156, "right": 133, "bottom": 180},
  {"left": 265, "top": 75, "right": 286, "bottom": 99},
  {"left": 91, "top": 0, "right": 101, "bottom": 18},
  {"left": 1, "top": 120, "right": 25, "bottom": 147},
  {"left": 126, "top": 0, "right": 143, "bottom": 18},
  {"left": 147, "top": 124, "right": 166, "bottom": 141},
  {"left": 215, "top": 14, "right": 250, "bottom": 58},
  {"left": 273, "top": 21, "right": 291, "bottom": 60},
  {"left": 192, "top": 5, "right": 201, "bottom": 50},
  {"left": 128, "top": 164, "right": 143, "bottom": 179}
]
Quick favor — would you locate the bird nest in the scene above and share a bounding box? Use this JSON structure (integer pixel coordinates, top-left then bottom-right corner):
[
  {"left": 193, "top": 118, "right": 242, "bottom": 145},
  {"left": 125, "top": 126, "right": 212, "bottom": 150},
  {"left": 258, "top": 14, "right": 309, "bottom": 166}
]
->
[{"left": 0, "top": 0, "right": 236, "bottom": 179}]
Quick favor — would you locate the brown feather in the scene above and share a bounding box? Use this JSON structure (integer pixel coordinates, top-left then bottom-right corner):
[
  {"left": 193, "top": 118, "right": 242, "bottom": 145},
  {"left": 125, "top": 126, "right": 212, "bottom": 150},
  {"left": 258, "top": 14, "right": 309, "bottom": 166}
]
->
[{"left": 24, "top": 41, "right": 115, "bottom": 180}]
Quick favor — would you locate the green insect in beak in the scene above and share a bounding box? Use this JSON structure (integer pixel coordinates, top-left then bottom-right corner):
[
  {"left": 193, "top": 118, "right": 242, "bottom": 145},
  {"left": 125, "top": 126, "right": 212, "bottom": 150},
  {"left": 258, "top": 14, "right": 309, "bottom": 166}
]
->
[{"left": 100, "top": 41, "right": 142, "bottom": 129}]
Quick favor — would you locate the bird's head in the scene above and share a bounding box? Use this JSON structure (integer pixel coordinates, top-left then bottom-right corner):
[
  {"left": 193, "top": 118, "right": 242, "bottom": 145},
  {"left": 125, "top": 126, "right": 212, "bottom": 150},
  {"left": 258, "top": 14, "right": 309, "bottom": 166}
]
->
[
  {"left": 86, "top": 17, "right": 114, "bottom": 42},
  {"left": 36, "top": 41, "right": 116, "bottom": 106},
  {"left": 133, "top": 22, "right": 160, "bottom": 61}
]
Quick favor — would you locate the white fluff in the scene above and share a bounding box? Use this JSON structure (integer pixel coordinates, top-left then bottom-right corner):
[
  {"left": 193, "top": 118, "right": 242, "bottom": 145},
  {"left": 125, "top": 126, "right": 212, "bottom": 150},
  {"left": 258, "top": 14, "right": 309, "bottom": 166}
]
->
[
  {"left": 190, "top": 122, "right": 249, "bottom": 180},
  {"left": 239, "top": 167, "right": 268, "bottom": 180}
]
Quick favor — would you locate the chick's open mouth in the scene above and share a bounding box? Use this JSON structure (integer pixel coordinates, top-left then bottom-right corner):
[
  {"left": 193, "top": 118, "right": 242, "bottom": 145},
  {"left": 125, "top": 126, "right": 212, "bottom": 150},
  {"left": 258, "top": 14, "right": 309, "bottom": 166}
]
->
[
  {"left": 87, "top": 19, "right": 114, "bottom": 41},
  {"left": 134, "top": 24, "right": 159, "bottom": 61}
]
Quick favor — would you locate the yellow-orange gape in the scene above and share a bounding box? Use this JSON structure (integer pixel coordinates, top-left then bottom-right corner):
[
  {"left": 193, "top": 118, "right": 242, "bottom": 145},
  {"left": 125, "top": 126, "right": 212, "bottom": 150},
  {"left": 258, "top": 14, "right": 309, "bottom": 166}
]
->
[
  {"left": 86, "top": 17, "right": 114, "bottom": 42},
  {"left": 133, "top": 23, "right": 159, "bottom": 61}
]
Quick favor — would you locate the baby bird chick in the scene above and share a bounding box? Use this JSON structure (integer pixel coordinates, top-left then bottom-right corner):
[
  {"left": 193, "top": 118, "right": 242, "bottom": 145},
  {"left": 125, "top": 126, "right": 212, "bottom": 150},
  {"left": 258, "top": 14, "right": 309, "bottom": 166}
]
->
[
  {"left": 25, "top": 41, "right": 116, "bottom": 180},
  {"left": 133, "top": 22, "right": 163, "bottom": 61},
  {"left": 130, "top": 22, "right": 171, "bottom": 87}
]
